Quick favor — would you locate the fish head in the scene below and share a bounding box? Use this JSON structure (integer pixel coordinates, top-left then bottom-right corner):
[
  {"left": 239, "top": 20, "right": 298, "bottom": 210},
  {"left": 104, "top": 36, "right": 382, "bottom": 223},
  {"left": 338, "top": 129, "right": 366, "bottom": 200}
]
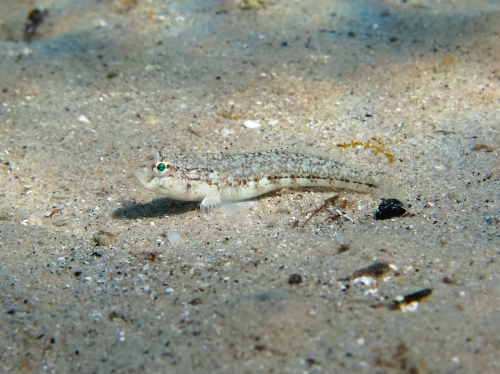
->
[{"left": 134, "top": 155, "right": 175, "bottom": 192}]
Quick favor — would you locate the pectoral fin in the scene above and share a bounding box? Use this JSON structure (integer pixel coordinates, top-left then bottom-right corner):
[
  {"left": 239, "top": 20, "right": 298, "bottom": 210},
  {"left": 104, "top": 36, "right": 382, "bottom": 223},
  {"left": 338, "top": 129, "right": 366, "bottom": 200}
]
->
[{"left": 200, "top": 191, "right": 222, "bottom": 213}]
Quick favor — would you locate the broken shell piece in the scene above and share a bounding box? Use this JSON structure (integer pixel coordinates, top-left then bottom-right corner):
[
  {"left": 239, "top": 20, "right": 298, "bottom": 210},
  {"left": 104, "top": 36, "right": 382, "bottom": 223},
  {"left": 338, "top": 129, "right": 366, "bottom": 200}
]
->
[
  {"left": 398, "top": 300, "right": 420, "bottom": 313},
  {"left": 353, "top": 276, "right": 374, "bottom": 287},
  {"left": 243, "top": 120, "right": 261, "bottom": 128},
  {"left": 394, "top": 288, "right": 432, "bottom": 313},
  {"left": 78, "top": 115, "right": 91, "bottom": 123}
]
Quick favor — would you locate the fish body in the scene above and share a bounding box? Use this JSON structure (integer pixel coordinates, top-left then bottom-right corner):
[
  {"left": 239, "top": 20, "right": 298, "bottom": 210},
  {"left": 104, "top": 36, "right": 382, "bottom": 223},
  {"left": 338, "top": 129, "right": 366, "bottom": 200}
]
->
[{"left": 134, "top": 148, "right": 404, "bottom": 212}]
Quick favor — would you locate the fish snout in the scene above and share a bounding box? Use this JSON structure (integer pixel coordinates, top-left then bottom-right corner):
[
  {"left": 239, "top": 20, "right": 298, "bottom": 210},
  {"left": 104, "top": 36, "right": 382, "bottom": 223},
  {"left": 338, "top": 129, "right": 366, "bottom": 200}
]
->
[{"left": 133, "top": 164, "right": 154, "bottom": 187}]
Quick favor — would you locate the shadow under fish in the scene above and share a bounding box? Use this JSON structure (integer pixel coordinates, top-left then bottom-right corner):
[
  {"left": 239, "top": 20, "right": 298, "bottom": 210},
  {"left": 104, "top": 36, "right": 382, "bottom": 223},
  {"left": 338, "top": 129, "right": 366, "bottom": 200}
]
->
[{"left": 112, "top": 197, "right": 198, "bottom": 220}]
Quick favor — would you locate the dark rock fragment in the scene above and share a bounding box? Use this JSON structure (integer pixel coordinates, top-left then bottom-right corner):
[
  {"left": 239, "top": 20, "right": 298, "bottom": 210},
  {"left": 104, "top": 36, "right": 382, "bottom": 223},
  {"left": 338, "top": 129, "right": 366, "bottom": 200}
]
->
[
  {"left": 288, "top": 273, "right": 302, "bottom": 284},
  {"left": 375, "top": 198, "right": 406, "bottom": 220},
  {"left": 351, "top": 261, "right": 391, "bottom": 280}
]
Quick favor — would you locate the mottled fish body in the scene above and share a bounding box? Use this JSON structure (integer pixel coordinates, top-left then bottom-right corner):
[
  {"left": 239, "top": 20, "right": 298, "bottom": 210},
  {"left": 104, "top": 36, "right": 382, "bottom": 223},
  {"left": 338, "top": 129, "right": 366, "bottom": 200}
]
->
[{"left": 134, "top": 147, "right": 405, "bottom": 212}]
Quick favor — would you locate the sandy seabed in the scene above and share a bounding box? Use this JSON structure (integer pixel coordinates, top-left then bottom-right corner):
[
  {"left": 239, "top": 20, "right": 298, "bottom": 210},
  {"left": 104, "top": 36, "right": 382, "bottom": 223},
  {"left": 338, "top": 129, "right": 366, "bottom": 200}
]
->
[{"left": 0, "top": 0, "right": 499, "bottom": 373}]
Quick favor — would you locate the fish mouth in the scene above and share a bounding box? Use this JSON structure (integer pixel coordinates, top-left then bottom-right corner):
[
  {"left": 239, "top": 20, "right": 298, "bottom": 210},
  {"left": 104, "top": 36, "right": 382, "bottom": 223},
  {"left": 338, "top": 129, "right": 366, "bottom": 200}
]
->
[{"left": 133, "top": 165, "right": 154, "bottom": 189}]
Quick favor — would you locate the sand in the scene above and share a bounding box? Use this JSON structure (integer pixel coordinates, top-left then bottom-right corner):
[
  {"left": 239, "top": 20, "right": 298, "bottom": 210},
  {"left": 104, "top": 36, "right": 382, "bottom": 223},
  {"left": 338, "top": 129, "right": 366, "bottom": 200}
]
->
[{"left": 1, "top": 0, "right": 499, "bottom": 372}]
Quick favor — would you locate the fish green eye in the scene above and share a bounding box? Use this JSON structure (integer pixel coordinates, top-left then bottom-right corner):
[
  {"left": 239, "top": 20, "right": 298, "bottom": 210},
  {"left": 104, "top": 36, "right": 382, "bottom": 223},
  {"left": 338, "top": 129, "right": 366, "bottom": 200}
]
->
[{"left": 156, "top": 163, "right": 166, "bottom": 172}]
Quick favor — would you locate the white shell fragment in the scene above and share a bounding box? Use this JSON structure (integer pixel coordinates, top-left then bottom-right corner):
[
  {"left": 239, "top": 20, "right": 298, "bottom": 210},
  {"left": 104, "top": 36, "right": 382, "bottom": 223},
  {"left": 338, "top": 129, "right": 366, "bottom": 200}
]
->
[
  {"left": 78, "top": 115, "right": 91, "bottom": 123},
  {"left": 243, "top": 120, "right": 261, "bottom": 128},
  {"left": 352, "top": 276, "right": 374, "bottom": 287},
  {"left": 399, "top": 301, "right": 420, "bottom": 313}
]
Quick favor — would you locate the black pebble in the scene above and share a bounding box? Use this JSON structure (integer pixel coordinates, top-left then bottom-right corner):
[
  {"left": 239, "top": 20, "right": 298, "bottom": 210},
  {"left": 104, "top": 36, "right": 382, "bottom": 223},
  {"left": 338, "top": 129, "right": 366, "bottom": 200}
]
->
[
  {"left": 25, "top": 9, "right": 47, "bottom": 42},
  {"left": 375, "top": 198, "right": 406, "bottom": 220},
  {"left": 28, "top": 9, "right": 45, "bottom": 25},
  {"left": 288, "top": 273, "right": 302, "bottom": 285}
]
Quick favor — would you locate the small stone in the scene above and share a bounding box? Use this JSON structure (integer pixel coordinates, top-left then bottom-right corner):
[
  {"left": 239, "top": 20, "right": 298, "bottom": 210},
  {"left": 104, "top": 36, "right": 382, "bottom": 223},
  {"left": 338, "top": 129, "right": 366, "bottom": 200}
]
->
[
  {"left": 189, "top": 297, "right": 202, "bottom": 305},
  {"left": 108, "top": 311, "right": 125, "bottom": 321},
  {"left": 394, "top": 288, "right": 432, "bottom": 313},
  {"left": 167, "top": 232, "right": 180, "bottom": 242},
  {"left": 288, "top": 273, "right": 302, "bottom": 285},
  {"left": 443, "top": 276, "right": 454, "bottom": 284},
  {"left": 375, "top": 198, "right": 406, "bottom": 220},
  {"left": 351, "top": 262, "right": 391, "bottom": 279},
  {"left": 92, "top": 231, "right": 115, "bottom": 246},
  {"left": 472, "top": 144, "right": 495, "bottom": 152}
]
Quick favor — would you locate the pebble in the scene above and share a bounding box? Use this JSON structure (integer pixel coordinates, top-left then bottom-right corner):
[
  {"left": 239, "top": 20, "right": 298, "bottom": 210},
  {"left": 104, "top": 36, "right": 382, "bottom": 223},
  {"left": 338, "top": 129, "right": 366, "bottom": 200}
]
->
[
  {"left": 167, "top": 232, "right": 180, "bottom": 242},
  {"left": 92, "top": 231, "right": 115, "bottom": 246},
  {"left": 374, "top": 198, "right": 406, "bottom": 220},
  {"left": 288, "top": 273, "right": 302, "bottom": 284},
  {"left": 351, "top": 261, "right": 391, "bottom": 279}
]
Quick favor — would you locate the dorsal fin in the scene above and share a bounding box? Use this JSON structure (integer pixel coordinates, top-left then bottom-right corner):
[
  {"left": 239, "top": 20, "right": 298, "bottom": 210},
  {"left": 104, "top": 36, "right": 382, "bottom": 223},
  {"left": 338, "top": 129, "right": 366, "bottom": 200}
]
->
[{"left": 222, "top": 129, "right": 262, "bottom": 154}]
